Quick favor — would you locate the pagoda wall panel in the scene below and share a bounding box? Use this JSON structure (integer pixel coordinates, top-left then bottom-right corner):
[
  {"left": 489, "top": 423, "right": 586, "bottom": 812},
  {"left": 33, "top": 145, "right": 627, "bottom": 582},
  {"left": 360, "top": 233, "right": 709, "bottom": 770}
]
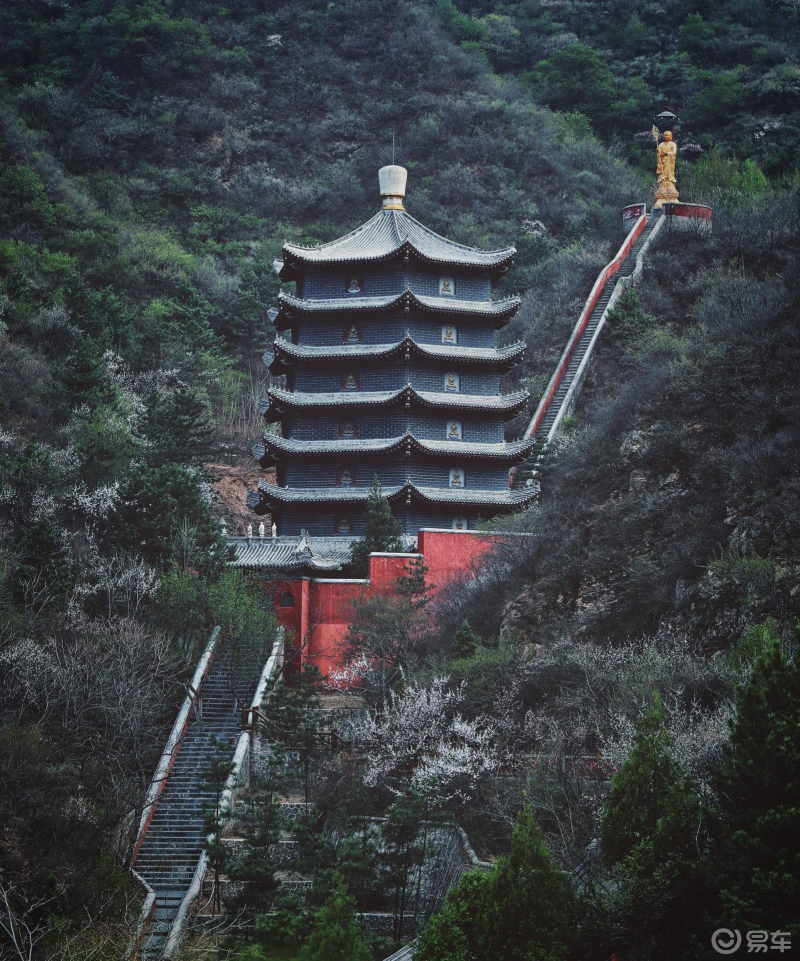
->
[
  {"left": 293, "top": 366, "right": 501, "bottom": 394},
  {"left": 298, "top": 318, "right": 495, "bottom": 349},
  {"left": 283, "top": 462, "right": 511, "bottom": 490},
  {"left": 301, "top": 268, "right": 490, "bottom": 302},
  {"left": 286, "top": 412, "right": 506, "bottom": 443},
  {"left": 277, "top": 507, "right": 482, "bottom": 538}
]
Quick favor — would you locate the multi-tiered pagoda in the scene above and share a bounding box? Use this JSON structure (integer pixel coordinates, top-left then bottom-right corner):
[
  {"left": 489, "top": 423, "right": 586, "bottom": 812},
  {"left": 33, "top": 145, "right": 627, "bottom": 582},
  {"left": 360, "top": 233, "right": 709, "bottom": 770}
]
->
[{"left": 250, "top": 166, "right": 536, "bottom": 538}]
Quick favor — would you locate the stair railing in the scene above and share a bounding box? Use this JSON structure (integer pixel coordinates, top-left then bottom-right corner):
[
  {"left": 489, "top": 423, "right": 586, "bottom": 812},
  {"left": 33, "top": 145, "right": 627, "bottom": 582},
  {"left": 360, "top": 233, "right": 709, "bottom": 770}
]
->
[
  {"left": 551, "top": 212, "right": 666, "bottom": 443},
  {"left": 509, "top": 209, "right": 650, "bottom": 488},
  {"left": 162, "top": 631, "right": 285, "bottom": 959},
  {"left": 127, "top": 627, "right": 221, "bottom": 959},
  {"left": 130, "top": 626, "right": 222, "bottom": 868}
]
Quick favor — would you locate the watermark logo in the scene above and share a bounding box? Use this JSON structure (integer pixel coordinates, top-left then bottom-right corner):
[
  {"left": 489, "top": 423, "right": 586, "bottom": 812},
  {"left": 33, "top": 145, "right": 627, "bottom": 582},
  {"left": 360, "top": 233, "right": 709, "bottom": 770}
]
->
[
  {"left": 711, "top": 930, "right": 792, "bottom": 954},
  {"left": 712, "top": 930, "right": 743, "bottom": 955}
]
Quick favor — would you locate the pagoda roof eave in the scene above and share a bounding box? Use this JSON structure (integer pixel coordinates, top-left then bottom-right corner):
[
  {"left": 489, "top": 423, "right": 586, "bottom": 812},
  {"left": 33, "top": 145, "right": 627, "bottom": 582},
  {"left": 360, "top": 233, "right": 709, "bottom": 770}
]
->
[
  {"left": 251, "top": 479, "right": 537, "bottom": 511},
  {"left": 274, "top": 289, "right": 520, "bottom": 328},
  {"left": 275, "top": 209, "right": 516, "bottom": 281},
  {"left": 261, "top": 386, "right": 529, "bottom": 422},
  {"left": 252, "top": 433, "right": 535, "bottom": 464},
  {"left": 266, "top": 337, "right": 525, "bottom": 373}
]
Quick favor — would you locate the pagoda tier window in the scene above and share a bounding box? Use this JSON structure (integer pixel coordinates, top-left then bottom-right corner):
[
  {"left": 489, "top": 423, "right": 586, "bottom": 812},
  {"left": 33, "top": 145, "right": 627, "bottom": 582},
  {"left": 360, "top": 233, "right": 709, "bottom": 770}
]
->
[
  {"left": 334, "top": 514, "right": 353, "bottom": 535},
  {"left": 337, "top": 466, "right": 356, "bottom": 487},
  {"left": 441, "top": 324, "right": 458, "bottom": 345},
  {"left": 444, "top": 372, "right": 460, "bottom": 392},
  {"left": 446, "top": 419, "right": 463, "bottom": 440},
  {"left": 452, "top": 516, "right": 469, "bottom": 531},
  {"left": 449, "top": 467, "right": 466, "bottom": 488},
  {"left": 342, "top": 371, "right": 360, "bottom": 390},
  {"left": 343, "top": 324, "right": 362, "bottom": 343},
  {"left": 339, "top": 419, "right": 358, "bottom": 439}
]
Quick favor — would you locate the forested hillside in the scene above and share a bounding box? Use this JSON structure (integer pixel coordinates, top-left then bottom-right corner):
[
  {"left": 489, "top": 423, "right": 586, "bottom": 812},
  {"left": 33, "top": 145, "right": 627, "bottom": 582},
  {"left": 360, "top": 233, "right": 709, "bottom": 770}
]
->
[{"left": 1, "top": 1, "right": 799, "bottom": 959}]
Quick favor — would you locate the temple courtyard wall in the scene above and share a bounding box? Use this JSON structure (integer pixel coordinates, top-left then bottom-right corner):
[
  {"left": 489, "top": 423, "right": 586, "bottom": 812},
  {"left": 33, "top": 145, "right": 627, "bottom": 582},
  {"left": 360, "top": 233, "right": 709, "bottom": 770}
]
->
[{"left": 266, "top": 529, "right": 498, "bottom": 678}]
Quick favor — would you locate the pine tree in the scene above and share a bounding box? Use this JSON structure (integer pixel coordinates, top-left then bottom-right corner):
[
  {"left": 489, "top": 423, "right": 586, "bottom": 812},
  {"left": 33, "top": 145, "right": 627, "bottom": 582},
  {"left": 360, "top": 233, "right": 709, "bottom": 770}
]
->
[
  {"left": 110, "top": 462, "right": 231, "bottom": 572},
  {"left": 349, "top": 477, "right": 403, "bottom": 576},
  {"left": 141, "top": 385, "right": 215, "bottom": 467},
  {"left": 202, "top": 736, "right": 234, "bottom": 916},
  {"left": 229, "top": 785, "right": 281, "bottom": 917},
  {"left": 712, "top": 639, "right": 800, "bottom": 939},
  {"left": 298, "top": 874, "right": 372, "bottom": 961},
  {"left": 416, "top": 805, "right": 573, "bottom": 961},
  {"left": 415, "top": 869, "right": 490, "bottom": 961},
  {"left": 395, "top": 554, "right": 431, "bottom": 610},
  {"left": 450, "top": 620, "right": 479, "bottom": 659},
  {"left": 597, "top": 695, "right": 706, "bottom": 960},
  {"left": 482, "top": 805, "right": 573, "bottom": 961}
]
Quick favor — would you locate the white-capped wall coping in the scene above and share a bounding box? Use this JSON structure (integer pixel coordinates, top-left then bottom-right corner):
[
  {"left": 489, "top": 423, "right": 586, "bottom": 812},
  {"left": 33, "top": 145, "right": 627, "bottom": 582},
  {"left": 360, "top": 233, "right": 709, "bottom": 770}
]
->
[{"left": 127, "top": 869, "right": 156, "bottom": 960}]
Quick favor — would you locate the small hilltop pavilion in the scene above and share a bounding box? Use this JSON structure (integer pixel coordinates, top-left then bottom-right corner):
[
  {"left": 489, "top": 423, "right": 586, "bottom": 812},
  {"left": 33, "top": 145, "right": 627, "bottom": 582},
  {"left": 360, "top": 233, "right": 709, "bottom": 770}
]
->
[{"left": 248, "top": 165, "right": 535, "bottom": 542}]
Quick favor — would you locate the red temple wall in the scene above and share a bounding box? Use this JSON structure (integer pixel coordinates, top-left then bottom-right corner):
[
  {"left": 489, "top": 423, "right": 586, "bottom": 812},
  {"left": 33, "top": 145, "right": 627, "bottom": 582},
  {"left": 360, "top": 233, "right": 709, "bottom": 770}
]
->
[{"left": 266, "top": 530, "right": 499, "bottom": 678}]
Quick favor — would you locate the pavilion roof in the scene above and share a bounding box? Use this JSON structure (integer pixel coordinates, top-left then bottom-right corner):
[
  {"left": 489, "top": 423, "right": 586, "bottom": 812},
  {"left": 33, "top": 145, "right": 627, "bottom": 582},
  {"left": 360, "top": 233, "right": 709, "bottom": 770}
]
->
[
  {"left": 252, "top": 432, "right": 535, "bottom": 464},
  {"left": 267, "top": 336, "right": 525, "bottom": 373},
  {"left": 275, "top": 209, "right": 515, "bottom": 280},
  {"left": 273, "top": 289, "right": 520, "bottom": 330},
  {"left": 261, "top": 386, "right": 529, "bottom": 421}
]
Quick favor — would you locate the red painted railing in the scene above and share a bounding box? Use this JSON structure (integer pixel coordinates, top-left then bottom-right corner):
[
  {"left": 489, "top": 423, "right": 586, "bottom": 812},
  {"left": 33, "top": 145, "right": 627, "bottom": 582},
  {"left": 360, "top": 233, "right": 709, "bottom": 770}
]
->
[{"left": 509, "top": 211, "right": 648, "bottom": 488}]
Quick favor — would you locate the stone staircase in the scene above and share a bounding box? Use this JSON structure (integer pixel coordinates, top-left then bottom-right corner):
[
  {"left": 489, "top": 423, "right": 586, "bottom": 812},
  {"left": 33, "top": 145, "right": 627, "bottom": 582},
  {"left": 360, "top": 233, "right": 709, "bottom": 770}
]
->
[
  {"left": 516, "top": 215, "right": 656, "bottom": 482},
  {"left": 133, "top": 653, "right": 262, "bottom": 959}
]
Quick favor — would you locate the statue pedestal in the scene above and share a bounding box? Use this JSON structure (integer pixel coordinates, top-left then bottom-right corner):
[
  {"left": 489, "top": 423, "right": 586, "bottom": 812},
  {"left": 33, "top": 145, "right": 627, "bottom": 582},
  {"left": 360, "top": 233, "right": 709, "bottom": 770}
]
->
[{"left": 654, "top": 183, "right": 679, "bottom": 209}]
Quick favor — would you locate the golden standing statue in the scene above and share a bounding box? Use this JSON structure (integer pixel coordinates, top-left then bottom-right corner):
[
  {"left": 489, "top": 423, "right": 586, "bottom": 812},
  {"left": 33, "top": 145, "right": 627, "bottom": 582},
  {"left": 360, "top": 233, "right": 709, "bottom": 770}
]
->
[{"left": 654, "top": 129, "right": 679, "bottom": 208}]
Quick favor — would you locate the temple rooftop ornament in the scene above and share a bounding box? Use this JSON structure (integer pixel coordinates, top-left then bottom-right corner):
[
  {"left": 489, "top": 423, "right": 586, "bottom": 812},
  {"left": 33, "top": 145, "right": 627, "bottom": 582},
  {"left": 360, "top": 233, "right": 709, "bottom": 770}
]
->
[
  {"left": 274, "top": 167, "right": 515, "bottom": 281},
  {"left": 250, "top": 165, "right": 535, "bottom": 537}
]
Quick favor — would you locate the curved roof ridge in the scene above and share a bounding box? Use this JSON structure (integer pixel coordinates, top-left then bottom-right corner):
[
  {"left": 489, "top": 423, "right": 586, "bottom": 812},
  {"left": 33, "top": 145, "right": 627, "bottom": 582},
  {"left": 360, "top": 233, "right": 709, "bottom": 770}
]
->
[
  {"left": 283, "top": 209, "right": 387, "bottom": 254},
  {"left": 396, "top": 208, "right": 516, "bottom": 259},
  {"left": 278, "top": 207, "right": 516, "bottom": 273}
]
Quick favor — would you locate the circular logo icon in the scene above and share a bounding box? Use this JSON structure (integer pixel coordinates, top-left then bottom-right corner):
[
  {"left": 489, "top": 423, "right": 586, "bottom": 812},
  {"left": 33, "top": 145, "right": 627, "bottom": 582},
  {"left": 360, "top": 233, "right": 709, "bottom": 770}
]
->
[{"left": 712, "top": 929, "right": 742, "bottom": 955}]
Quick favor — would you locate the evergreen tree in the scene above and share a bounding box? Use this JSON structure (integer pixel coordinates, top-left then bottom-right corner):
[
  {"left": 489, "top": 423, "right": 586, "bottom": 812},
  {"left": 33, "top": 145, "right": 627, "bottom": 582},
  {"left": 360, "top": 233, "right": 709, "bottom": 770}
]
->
[
  {"left": 415, "top": 869, "right": 491, "bottom": 961},
  {"left": 141, "top": 385, "right": 215, "bottom": 467},
  {"left": 380, "top": 790, "right": 427, "bottom": 941},
  {"left": 416, "top": 805, "right": 573, "bottom": 961},
  {"left": 269, "top": 664, "right": 323, "bottom": 805},
  {"left": 298, "top": 874, "right": 372, "bottom": 961},
  {"left": 597, "top": 696, "right": 706, "bottom": 960},
  {"left": 229, "top": 785, "right": 281, "bottom": 918},
  {"left": 482, "top": 805, "right": 573, "bottom": 961},
  {"left": 711, "top": 639, "right": 800, "bottom": 939},
  {"left": 202, "top": 736, "right": 234, "bottom": 916},
  {"left": 110, "top": 462, "right": 231, "bottom": 572},
  {"left": 349, "top": 477, "right": 403, "bottom": 576},
  {"left": 60, "top": 338, "right": 115, "bottom": 408},
  {"left": 395, "top": 554, "right": 431, "bottom": 610},
  {"left": 450, "top": 620, "right": 479, "bottom": 659}
]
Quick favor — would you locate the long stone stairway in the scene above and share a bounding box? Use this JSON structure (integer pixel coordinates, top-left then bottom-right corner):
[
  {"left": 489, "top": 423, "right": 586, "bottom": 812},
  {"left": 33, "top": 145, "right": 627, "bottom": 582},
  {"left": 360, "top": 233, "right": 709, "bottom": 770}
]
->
[
  {"left": 133, "top": 653, "right": 261, "bottom": 959},
  {"left": 516, "top": 215, "right": 657, "bottom": 481}
]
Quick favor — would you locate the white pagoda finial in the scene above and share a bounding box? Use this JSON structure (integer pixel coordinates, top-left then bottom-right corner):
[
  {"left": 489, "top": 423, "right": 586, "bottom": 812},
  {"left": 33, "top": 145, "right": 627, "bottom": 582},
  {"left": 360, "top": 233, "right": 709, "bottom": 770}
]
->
[{"left": 379, "top": 165, "right": 407, "bottom": 210}]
